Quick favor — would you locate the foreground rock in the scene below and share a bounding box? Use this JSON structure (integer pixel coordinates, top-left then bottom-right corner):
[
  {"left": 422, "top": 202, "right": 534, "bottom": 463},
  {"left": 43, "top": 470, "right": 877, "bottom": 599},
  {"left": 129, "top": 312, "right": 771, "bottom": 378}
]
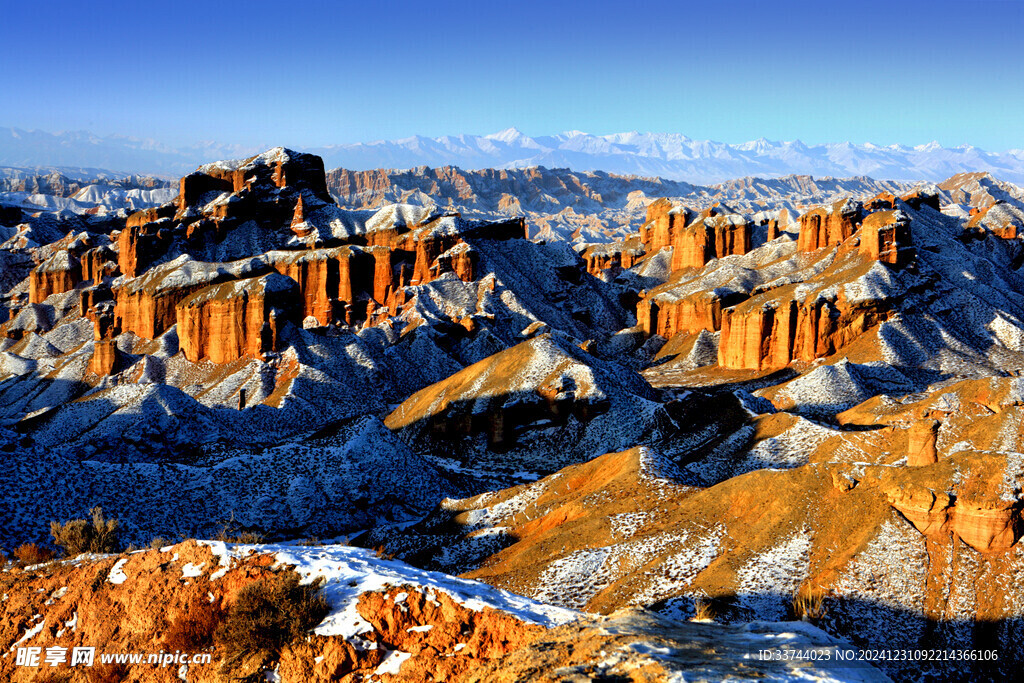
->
[{"left": 0, "top": 541, "right": 886, "bottom": 682}]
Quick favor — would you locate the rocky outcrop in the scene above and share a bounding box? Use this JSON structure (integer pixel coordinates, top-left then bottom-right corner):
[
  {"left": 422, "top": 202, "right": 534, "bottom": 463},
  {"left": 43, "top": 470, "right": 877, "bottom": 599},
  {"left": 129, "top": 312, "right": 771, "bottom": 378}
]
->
[
  {"left": 797, "top": 198, "right": 863, "bottom": 252},
  {"left": 762, "top": 209, "right": 793, "bottom": 241},
  {"left": 125, "top": 203, "right": 175, "bottom": 229},
  {"left": 80, "top": 245, "right": 118, "bottom": 283},
  {"left": 384, "top": 334, "right": 658, "bottom": 471},
  {"left": 176, "top": 273, "right": 300, "bottom": 363},
  {"left": 900, "top": 188, "right": 941, "bottom": 212},
  {"left": 670, "top": 214, "right": 752, "bottom": 271},
  {"left": 28, "top": 251, "right": 81, "bottom": 303},
  {"left": 269, "top": 247, "right": 368, "bottom": 326},
  {"left": 864, "top": 192, "right": 896, "bottom": 213},
  {"left": 966, "top": 202, "right": 1024, "bottom": 239},
  {"left": 907, "top": 419, "right": 940, "bottom": 465},
  {"left": 718, "top": 288, "right": 892, "bottom": 371},
  {"left": 114, "top": 273, "right": 202, "bottom": 340},
  {"left": 88, "top": 339, "right": 120, "bottom": 375},
  {"left": 581, "top": 238, "right": 645, "bottom": 277},
  {"left": 638, "top": 290, "right": 740, "bottom": 338},
  {"left": 640, "top": 198, "right": 692, "bottom": 254},
  {"left": 859, "top": 209, "right": 912, "bottom": 265},
  {"left": 718, "top": 299, "right": 797, "bottom": 370},
  {"left": 883, "top": 453, "right": 1024, "bottom": 553},
  {"left": 117, "top": 222, "right": 171, "bottom": 279}
]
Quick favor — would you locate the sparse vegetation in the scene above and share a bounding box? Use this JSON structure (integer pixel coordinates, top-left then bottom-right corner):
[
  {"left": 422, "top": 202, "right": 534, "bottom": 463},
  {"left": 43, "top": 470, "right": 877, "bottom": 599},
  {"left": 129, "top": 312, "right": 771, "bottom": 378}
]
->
[
  {"left": 215, "top": 512, "right": 265, "bottom": 544},
  {"left": 13, "top": 542, "right": 55, "bottom": 565},
  {"left": 150, "top": 536, "right": 172, "bottom": 549},
  {"left": 215, "top": 571, "right": 329, "bottom": 676},
  {"left": 791, "top": 586, "right": 828, "bottom": 622},
  {"left": 692, "top": 597, "right": 716, "bottom": 621},
  {"left": 50, "top": 506, "right": 121, "bottom": 557},
  {"left": 374, "top": 544, "right": 396, "bottom": 560}
]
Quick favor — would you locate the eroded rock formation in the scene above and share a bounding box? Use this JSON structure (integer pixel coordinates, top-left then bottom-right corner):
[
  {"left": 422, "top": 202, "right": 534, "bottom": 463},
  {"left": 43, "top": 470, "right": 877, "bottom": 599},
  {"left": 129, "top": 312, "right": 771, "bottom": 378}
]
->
[
  {"left": 671, "top": 214, "right": 752, "bottom": 271},
  {"left": 859, "top": 209, "right": 912, "bottom": 265},
  {"left": 798, "top": 198, "right": 863, "bottom": 252},
  {"left": 176, "top": 273, "right": 300, "bottom": 363},
  {"left": 640, "top": 198, "right": 692, "bottom": 253},
  {"left": 28, "top": 251, "right": 81, "bottom": 303},
  {"left": 882, "top": 451, "right": 1024, "bottom": 552}
]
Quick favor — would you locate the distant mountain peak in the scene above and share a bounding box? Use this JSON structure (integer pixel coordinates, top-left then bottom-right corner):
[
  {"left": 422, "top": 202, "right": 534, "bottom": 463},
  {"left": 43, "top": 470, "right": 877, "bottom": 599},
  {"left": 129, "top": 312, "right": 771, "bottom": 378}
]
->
[
  {"left": 485, "top": 127, "right": 528, "bottom": 143},
  {"left": 2, "top": 127, "right": 1024, "bottom": 184}
]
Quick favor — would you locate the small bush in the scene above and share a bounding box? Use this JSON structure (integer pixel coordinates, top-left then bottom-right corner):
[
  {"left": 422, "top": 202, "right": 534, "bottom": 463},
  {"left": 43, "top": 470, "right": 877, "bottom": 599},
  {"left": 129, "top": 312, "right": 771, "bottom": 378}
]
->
[
  {"left": 50, "top": 506, "right": 121, "bottom": 557},
  {"left": 791, "top": 586, "right": 828, "bottom": 621},
  {"left": 218, "top": 530, "right": 265, "bottom": 544},
  {"left": 150, "top": 536, "right": 172, "bottom": 550},
  {"left": 164, "top": 594, "right": 226, "bottom": 652},
  {"left": 215, "top": 572, "right": 329, "bottom": 674},
  {"left": 14, "top": 542, "right": 55, "bottom": 565},
  {"left": 373, "top": 545, "right": 395, "bottom": 560},
  {"left": 215, "top": 512, "right": 265, "bottom": 545},
  {"left": 692, "top": 597, "right": 716, "bottom": 621}
]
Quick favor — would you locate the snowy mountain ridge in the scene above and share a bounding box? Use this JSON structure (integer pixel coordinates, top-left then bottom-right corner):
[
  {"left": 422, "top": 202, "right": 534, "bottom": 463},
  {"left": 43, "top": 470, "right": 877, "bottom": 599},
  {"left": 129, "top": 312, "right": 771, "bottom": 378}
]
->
[{"left": 3, "top": 126, "right": 1023, "bottom": 183}]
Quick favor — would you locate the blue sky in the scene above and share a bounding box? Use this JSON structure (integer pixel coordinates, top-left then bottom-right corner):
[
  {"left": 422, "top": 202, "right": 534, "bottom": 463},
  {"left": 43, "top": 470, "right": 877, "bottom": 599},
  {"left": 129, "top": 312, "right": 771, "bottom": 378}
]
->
[{"left": 3, "top": 0, "right": 1022, "bottom": 150}]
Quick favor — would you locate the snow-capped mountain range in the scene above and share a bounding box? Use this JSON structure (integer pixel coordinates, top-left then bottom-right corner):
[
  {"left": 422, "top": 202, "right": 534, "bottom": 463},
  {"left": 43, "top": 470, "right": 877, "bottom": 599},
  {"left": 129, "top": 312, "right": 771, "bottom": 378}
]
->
[{"left": 2, "top": 126, "right": 1023, "bottom": 183}]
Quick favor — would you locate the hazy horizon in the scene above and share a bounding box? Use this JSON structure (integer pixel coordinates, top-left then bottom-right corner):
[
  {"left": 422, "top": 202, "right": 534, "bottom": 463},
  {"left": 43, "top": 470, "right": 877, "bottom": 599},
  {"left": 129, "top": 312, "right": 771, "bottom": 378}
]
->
[{"left": 2, "top": 0, "right": 1022, "bottom": 152}]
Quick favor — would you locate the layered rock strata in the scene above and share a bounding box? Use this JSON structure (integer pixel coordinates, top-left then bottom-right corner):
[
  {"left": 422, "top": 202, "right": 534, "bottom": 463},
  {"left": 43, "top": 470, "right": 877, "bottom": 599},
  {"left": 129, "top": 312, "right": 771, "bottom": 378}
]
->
[{"left": 175, "top": 273, "right": 300, "bottom": 363}]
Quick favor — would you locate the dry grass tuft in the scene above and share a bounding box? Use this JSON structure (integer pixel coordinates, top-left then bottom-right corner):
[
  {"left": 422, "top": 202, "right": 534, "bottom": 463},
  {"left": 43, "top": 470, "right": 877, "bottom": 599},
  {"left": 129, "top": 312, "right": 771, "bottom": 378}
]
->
[
  {"left": 150, "top": 536, "right": 172, "bottom": 550},
  {"left": 692, "top": 597, "right": 716, "bottom": 621},
  {"left": 791, "top": 586, "right": 828, "bottom": 621}
]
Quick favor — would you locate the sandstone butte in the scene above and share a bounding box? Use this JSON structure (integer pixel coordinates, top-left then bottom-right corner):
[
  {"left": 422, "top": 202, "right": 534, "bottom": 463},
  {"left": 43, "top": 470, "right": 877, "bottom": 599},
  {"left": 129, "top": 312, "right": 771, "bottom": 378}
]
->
[
  {"left": 9, "top": 147, "right": 527, "bottom": 372},
  {"left": 630, "top": 189, "right": 940, "bottom": 372}
]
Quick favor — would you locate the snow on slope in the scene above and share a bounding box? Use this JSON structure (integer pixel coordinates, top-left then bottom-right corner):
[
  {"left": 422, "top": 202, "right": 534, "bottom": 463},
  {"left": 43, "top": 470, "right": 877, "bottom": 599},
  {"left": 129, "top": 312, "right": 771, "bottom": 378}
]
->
[{"left": 200, "top": 542, "right": 579, "bottom": 636}]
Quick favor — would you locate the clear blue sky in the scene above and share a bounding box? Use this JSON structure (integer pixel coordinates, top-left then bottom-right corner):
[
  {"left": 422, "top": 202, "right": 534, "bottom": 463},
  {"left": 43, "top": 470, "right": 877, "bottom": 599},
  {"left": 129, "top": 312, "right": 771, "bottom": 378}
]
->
[{"left": 3, "top": 0, "right": 1022, "bottom": 150}]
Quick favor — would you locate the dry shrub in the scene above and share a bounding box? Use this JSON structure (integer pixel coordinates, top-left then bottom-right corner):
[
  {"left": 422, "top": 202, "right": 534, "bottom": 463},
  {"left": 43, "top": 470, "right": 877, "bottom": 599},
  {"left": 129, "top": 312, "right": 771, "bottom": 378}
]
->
[
  {"left": 692, "top": 597, "right": 716, "bottom": 621},
  {"left": 791, "top": 586, "right": 828, "bottom": 621},
  {"left": 50, "top": 506, "right": 121, "bottom": 557},
  {"left": 215, "top": 512, "right": 265, "bottom": 545},
  {"left": 373, "top": 545, "right": 396, "bottom": 560},
  {"left": 215, "top": 572, "right": 329, "bottom": 674},
  {"left": 164, "top": 593, "right": 226, "bottom": 652},
  {"left": 14, "top": 542, "right": 55, "bottom": 565},
  {"left": 150, "top": 536, "right": 172, "bottom": 550}
]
